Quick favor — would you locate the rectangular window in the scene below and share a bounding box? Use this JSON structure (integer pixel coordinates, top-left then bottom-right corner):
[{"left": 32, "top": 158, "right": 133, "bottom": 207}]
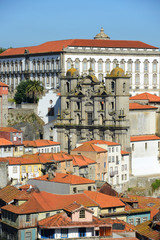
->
[
  {"left": 22, "top": 166, "right": 26, "bottom": 173},
  {"left": 136, "top": 218, "right": 141, "bottom": 226},
  {"left": 87, "top": 112, "right": 92, "bottom": 125},
  {"left": 145, "top": 142, "right": 147, "bottom": 150},
  {"left": 25, "top": 231, "right": 31, "bottom": 239},
  {"left": 61, "top": 229, "right": 68, "bottom": 238},
  {"left": 13, "top": 166, "right": 17, "bottom": 173},
  {"left": 28, "top": 166, "right": 32, "bottom": 173},
  {"left": 132, "top": 144, "right": 134, "bottom": 151},
  {"left": 122, "top": 165, "right": 124, "bottom": 171},
  {"left": 8, "top": 147, "right": 11, "bottom": 152},
  {"left": 26, "top": 214, "right": 30, "bottom": 222},
  {"left": 104, "top": 162, "right": 106, "bottom": 168},
  {"left": 153, "top": 63, "right": 157, "bottom": 72},
  {"left": 79, "top": 209, "right": 85, "bottom": 218},
  {"left": 128, "top": 218, "right": 134, "bottom": 225},
  {"left": 135, "top": 63, "right": 140, "bottom": 71},
  {"left": 143, "top": 217, "right": 148, "bottom": 222},
  {"left": 125, "top": 164, "right": 127, "bottom": 170},
  {"left": 112, "top": 147, "right": 114, "bottom": 152},
  {"left": 112, "top": 156, "right": 115, "bottom": 162},
  {"left": 108, "top": 156, "right": 111, "bottom": 163},
  {"left": 83, "top": 62, "right": 87, "bottom": 71},
  {"left": 73, "top": 187, "right": 77, "bottom": 193},
  {"left": 88, "top": 186, "right": 91, "bottom": 191},
  {"left": 106, "top": 62, "right": 110, "bottom": 72},
  {"left": 128, "top": 63, "right": 132, "bottom": 71},
  {"left": 34, "top": 166, "right": 38, "bottom": 172},
  {"left": 116, "top": 156, "right": 119, "bottom": 164},
  {"left": 144, "top": 63, "right": 148, "bottom": 71},
  {"left": 46, "top": 213, "right": 50, "bottom": 218}
]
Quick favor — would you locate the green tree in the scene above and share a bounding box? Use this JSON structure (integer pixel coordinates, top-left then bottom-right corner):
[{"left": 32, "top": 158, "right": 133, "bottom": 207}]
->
[
  {"left": 26, "top": 80, "right": 44, "bottom": 103},
  {"left": 14, "top": 80, "right": 32, "bottom": 104},
  {"left": 0, "top": 47, "right": 6, "bottom": 54}
]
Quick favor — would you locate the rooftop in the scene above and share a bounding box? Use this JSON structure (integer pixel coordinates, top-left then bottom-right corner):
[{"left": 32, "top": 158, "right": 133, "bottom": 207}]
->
[
  {"left": 0, "top": 127, "right": 22, "bottom": 133},
  {"left": 23, "top": 139, "right": 60, "bottom": 147},
  {"left": 0, "top": 185, "right": 20, "bottom": 204},
  {"left": 130, "top": 135, "right": 160, "bottom": 142},
  {"left": 72, "top": 155, "right": 96, "bottom": 167},
  {"left": 129, "top": 103, "right": 158, "bottom": 110},
  {"left": 0, "top": 39, "right": 158, "bottom": 57},
  {"left": 84, "top": 191, "right": 125, "bottom": 209},
  {"left": 33, "top": 172, "right": 95, "bottom": 185},
  {"left": 72, "top": 143, "right": 107, "bottom": 153},
  {"left": 0, "top": 82, "right": 8, "bottom": 87},
  {"left": 130, "top": 92, "right": 160, "bottom": 103},
  {"left": 135, "top": 220, "right": 160, "bottom": 240},
  {"left": 80, "top": 139, "right": 120, "bottom": 146},
  {"left": 0, "top": 138, "right": 13, "bottom": 146}
]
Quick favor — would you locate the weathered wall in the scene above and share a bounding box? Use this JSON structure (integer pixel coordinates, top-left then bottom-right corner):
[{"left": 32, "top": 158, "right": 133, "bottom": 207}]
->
[{"left": 0, "top": 162, "right": 8, "bottom": 188}]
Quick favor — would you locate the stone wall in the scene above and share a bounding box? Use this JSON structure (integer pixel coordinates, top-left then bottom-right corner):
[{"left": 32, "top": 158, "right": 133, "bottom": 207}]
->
[{"left": 0, "top": 162, "right": 8, "bottom": 188}]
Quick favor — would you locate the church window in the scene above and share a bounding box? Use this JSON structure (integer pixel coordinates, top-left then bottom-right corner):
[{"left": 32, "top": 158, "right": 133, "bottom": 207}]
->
[
  {"left": 135, "top": 60, "right": 140, "bottom": 72},
  {"left": 144, "top": 74, "right": 149, "bottom": 85},
  {"left": 113, "top": 59, "right": 118, "bottom": 69},
  {"left": 87, "top": 112, "right": 92, "bottom": 125},
  {"left": 144, "top": 60, "right": 149, "bottom": 72},
  {"left": 98, "top": 59, "right": 103, "bottom": 72},
  {"left": 100, "top": 101, "right": 104, "bottom": 110},
  {"left": 66, "top": 102, "right": 69, "bottom": 109},
  {"left": 123, "top": 82, "right": 126, "bottom": 93},
  {"left": 153, "top": 60, "right": 157, "bottom": 72},
  {"left": 105, "top": 60, "right": 110, "bottom": 72},
  {"left": 77, "top": 101, "right": 80, "bottom": 110},
  {"left": 75, "top": 60, "right": 79, "bottom": 70},
  {"left": 135, "top": 74, "right": 140, "bottom": 85},
  {"left": 120, "top": 59, "right": 125, "bottom": 71},
  {"left": 111, "top": 81, "right": 115, "bottom": 92},
  {"left": 127, "top": 60, "right": 132, "bottom": 72},
  {"left": 111, "top": 102, "right": 114, "bottom": 110},
  {"left": 83, "top": 60, "right": 87, "bottom": 71},
  {"left": 153, "top": 74, "right": 157, "bottom": 85},
  {"left": 66, "top": 82, "right": 70, "bottom": 93}
]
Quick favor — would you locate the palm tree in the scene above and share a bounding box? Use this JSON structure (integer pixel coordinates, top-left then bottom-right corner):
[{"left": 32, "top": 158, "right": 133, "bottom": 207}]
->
[{"left": 26, "top": 80, "right": 44, "bottom": 103}]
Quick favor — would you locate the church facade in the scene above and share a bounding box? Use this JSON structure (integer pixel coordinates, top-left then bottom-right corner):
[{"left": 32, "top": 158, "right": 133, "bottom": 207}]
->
[
  {"left": 56, "top": 65, "right": 130, "bottom": 152},
  {"left": 0, "top": 28, "right": 159, "bottom": 96}
]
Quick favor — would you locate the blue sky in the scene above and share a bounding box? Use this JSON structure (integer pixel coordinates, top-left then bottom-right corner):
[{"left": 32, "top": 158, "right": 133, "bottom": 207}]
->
[{"left": 1, "top": 0, "right": 160, "bottom": 49}]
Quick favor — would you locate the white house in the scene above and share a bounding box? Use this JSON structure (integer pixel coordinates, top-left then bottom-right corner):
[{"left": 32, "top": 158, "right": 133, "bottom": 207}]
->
[
  {"left": 37, "top": 89, "right": 60, "bottom": 124},
  {"left": 0, "top": 28, "right": 159, "bottom": 96},
  {"left": 0, "top": 138, "right": 14, "bottom": 157},
  {"left": 23, "top": 139, "right": 60, "bottom": 154},
  {"left": 131, "top": 135, "right": 160, "bottom": 176}
]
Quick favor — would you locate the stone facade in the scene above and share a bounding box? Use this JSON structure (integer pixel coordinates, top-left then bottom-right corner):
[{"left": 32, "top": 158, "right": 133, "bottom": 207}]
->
[
  {"left": 56, "top": 65, "right": 130, "bottom": 153},
  {"left": 0, "top": 83, "right": 8, "bottom": 127}
]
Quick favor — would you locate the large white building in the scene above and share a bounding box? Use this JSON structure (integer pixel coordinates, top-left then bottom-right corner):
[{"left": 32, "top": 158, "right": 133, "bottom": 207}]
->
[{"left": 0, "top": 28, "right": 159, "bottom": 96}]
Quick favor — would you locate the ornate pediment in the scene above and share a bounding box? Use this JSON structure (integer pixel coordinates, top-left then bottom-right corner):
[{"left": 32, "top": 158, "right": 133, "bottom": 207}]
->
[{"left": 85, "top": 101, "right": 93, "bottom": 106}]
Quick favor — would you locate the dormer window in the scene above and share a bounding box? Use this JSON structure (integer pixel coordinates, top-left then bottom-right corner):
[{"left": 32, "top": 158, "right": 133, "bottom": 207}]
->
[{"left": 79, "top": 209, "right": 85, "bottom": 218}]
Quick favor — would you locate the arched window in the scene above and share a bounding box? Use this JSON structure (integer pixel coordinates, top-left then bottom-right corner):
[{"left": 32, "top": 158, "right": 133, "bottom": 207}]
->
[
  {"left": 127, "top": 59, "right": 132, "bottom": 72},
  {"left": 120, "top": 59, "right": 125, "bottom": 71},
  {"left": 113, "top": 59, "right": 118, "bottom": 69},
  {"left": 66, "top": 102, "right": 69, "bottom": 109},
  {"left": 153, "top": 74, "right": 157, "bottom": 85},
  {"left": 144, "top": 60, "right": 149, "bottom": 72},
  {"left": 66, "top": 82, "right": 70, "bottom": 93},
  {"left": 75, "top": 58, "right": 80, "bottom": 70},
  {"left": 83, "top": 59, "right": 87, "bottom": 71},
  {"left": 100, "top": 101, "right": 104, "bottom": 110},
  {"left": 98, "top": 74, "right": 103, "bottom": 81},
  {"left": 98, "top": 59, "right": 103, "bottom": 72},
  {"left": 144, "top": 74, "right": 149, "bottom": 85},
  {"left": 152, "top": 60, "right": 157, "bottom": 72},
  {"left": 111, "top": 81, "right": 115, "bottom": 92},
  {"left": 135, "top": 60, "right": 140, "bottom": 72},
  {"left": 105, "top": 59, "right": 111, "bottom": 72},
  {"left": 135, "top": 74, "right": 140, "bottom": 85}
]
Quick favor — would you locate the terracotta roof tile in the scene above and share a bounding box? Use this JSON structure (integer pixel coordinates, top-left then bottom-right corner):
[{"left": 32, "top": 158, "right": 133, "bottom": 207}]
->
[
  {"left": 0, "top": 185, "right": 20, "bottom": 203},
  {"left": 2, "top": 191, "right": 98, "bottom": 214},
  {"left": 23, "top": 139, "right": 60, "bottom": 147},
  {"left": 72, "top": 155, "right": 96, "bottom": 167},
  {"left": 136, "top": 220, "right": 160, "bottom": 240},
  {"left": 0, "top": 82, "right": 8, "bottom": 87},
  {"left": 0, "top": 39, "right": 158, "bottom": 57},
  {"left": 72, "top": 143, "right": 107, "bottom": 153},
  {"left": 23, "top": 152, "right": 72, "bottom": 162},
  {"left": 130, "top": 135, "right": 160, "bottom": 142},
  {"left": 84, "top": 191, "right": 125, "bottom": 209},
  {"left": 0, "top": 127, "right": 22, "bottom": 133},
  {"left": 0, "top": 156, "right": 53, "bottom": 165},
  {"left": 121, "top": 150, "right": 130, "bottom": 155},
  {"left": 0, "top": 138, "right": 13, "bottom": 146},
  {"left": 130, "top": 92, "right": 160, "bottom": 103},
  {"left": 38, "top": 211, "right": 111, "bottom": 229},
  {"left": 80, "top": 140, "right": 120, "bottom": 146},
  {"left": 129, "top": 103, "right": 158, "bottom": 110},
  {"left": 33, "top": 172, "right": 95, "bottom": 185}
]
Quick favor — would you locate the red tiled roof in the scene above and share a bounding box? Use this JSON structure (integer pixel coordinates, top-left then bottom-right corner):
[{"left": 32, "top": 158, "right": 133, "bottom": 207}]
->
[
  {"left": 0, "top": 127, "right": 22, "bottom": 133},
  {"left": 0, "top": 82, "right": 8, "bottom": 87},
  {"left": 130, "top": 92, "right": 160, "bottom": 103},
  {"left": 129, "top": 103, "right": 158, "bottom": 110},
  {"left": 72, "top": 143, "right": 107, "bottom": 153},
  {"left": 23, "top": 139, "right": 60, "bottom": 147},
  {"left": 84, "top": 191, "right": 125, "bottom": 209},
  {"left": 104, "top": 218, "right": 135, "bottom": 232},
  {"left": 136, "top": 220, "right": 160, "bottom": 240},
  {"left": 0, "top": 185, "right": 20, "bottom": 203},
  {"left": 0, "top": 138, "right": 13, "bottom": 146},
  {"left": 80, "top": 140, "right": 120, "bottom": 146},
  {"left": 130, "top": 135, "right": 160, "bottom": 142},
  {"left": 33, "top": 172, "right": 95, "bottom": 185},
  {"left": 63, "top": 202, "right": 82, "bottom": 213},
  {"left": 23, "top": 152, "right": 72, "bottom": 162},
  {"left": 121, "top": 150, "right": 130, "bottom": 155},
  {"left": 0, "top": 39, "right": 158, "bottom": 57},
  {"left": 72, "top": 155, "right": 96, "bottom": 167},
  {"left": 2, "top": 191, "right": 99, "bottom": 214},
  {"left": 0, "top": 155, "right": 53, "bottom": 165},
  {"left": 38, "top": 211, "right": 111, "bottom": 229}
]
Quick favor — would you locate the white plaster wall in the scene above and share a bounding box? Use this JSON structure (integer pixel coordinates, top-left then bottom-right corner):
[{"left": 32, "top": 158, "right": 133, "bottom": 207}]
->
[
  {"left": 0, "top": 147, "right": 13, "bottom": 157},
  {"left": 131, "top": 140, "right": 160, "bottom": 175},
  {"left": 8, "top": 165, "right": 20, "bottom": 183},
  {"left": 64, "top": 51, "right": 159, "bottom": 96},
  {"left": 130, "top": 110, "right": 156, "bottom": 136},
  {"left": 38, "top": 90, "right": 60, "bottom": 124},
  {"left": 43, "top": 121, "right": 58, "bottom": 141}
]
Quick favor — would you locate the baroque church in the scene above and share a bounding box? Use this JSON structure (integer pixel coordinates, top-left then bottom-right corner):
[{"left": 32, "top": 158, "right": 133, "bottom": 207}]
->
[{"left": 56, "top": 64, "right": 130, "bottom": 152}]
